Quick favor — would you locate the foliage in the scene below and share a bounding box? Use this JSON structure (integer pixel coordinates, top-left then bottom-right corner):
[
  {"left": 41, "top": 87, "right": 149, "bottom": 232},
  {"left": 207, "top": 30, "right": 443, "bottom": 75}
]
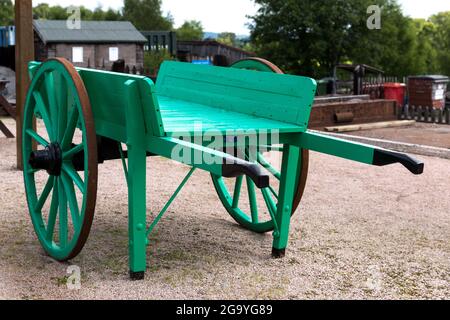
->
[
  {"left": 216, "top": 32, "right": 254, "bottom": 52},
  {"left": 217, "top": 32, "right": 237, "bottom": 46},
  {"left": 144, "top": 50, "right": 173, "bottom": 76},
  {"left": 0, "top": 0, "right": 14, "bottom": 25},
  {"left": 32, "top": 3, "right": 122, "bottom": 21},
  {"left": 430, "top": 12, "right": 450, "bottom": 76},
  {"left": 176, "top": 20, "right": 204, "bottom": 41},
  {"left": 123, "top": 0, "right": 173, "bottom": 31},
  {"left": 249, "top": 0, "right": 450, "bottom": 78}
]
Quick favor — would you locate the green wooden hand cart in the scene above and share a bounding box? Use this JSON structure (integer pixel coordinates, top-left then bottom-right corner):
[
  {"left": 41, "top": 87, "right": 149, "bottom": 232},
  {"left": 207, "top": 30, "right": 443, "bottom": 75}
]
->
[{"left": 22, "top": 57, "right": 424, "bottom": 279}]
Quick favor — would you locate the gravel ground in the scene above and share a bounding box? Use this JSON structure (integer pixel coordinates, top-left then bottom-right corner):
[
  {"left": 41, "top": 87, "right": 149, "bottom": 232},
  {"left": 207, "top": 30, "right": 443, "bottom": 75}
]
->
[
  {"left": 0, "top": 67, "right": 15, "bottom": 100},
  {"left": 351, "top": 123, "right": 450, "bottom": 149},
  {"left": 0, "top": 118, "right": 449, "bottom": 300}
]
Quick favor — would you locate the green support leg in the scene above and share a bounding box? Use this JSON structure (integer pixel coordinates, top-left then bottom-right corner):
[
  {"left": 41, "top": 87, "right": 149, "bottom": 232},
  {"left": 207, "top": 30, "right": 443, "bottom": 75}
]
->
[
  {"left": 272, "top": 144, "right": 300, "bottom": 258},
  {"left": 125, "top": 80, "right": 148, "bottom": 280},
  {"left": 127, "top": 144, "right": 147, "bottom": 280}
]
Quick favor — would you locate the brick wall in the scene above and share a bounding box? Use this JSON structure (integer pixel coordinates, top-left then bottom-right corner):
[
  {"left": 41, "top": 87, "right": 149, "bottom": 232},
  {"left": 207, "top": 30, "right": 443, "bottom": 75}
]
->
[
  {"left": 309, "top": 100, "right": 397, "bottom": 129},
  {"left": 55, "top": 43, "right": 95, "bottom": 68},
  {"left": 37, "top": 41, "right": 144, "bottom": 70}
]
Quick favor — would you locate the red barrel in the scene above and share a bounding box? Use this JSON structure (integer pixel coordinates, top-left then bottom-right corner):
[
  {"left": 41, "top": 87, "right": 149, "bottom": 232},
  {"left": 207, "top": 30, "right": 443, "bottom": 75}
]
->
[{"left": 384, "top": 83, "right": 406, "bottom": 106}]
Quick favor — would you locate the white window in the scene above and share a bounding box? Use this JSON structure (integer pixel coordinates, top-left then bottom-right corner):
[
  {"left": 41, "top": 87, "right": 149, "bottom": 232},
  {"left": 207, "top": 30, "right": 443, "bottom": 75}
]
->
[
  {"left": 109, "top": 47, "right": 119, "bottom": 62},
  {"left": 72, "top": 47, "right": 84, "bottom": 63}
]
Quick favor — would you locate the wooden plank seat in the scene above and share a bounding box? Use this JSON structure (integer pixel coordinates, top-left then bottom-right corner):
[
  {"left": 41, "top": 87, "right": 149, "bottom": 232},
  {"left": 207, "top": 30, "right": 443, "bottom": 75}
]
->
[{"left": 158, "top": 95, "right": 305, "bottom": 135}]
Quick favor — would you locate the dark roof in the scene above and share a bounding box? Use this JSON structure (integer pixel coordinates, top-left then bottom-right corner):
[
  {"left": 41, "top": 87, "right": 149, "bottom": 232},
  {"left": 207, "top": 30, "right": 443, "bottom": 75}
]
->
[
  {"left": 33, "top": 20, "right": 147, "bottom": 44},
  {"left": 408, "top": 75, "right": 449, "bottom": 82}
]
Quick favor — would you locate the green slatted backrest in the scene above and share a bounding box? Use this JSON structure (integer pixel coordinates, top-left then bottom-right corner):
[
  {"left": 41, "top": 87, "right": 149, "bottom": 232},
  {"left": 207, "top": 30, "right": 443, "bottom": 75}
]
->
[{"left": 156, "top": 61, "right": 317, "bottom": 131}]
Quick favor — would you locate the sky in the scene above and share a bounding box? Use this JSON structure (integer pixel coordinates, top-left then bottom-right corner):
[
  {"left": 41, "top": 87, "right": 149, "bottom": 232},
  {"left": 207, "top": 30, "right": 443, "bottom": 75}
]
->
[{"left": 31, "top": 0, "right": 450, "bottom": 35}]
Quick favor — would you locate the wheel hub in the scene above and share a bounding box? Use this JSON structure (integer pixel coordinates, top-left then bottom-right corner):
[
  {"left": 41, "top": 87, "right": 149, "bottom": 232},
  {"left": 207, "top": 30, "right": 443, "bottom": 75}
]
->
[{"left": 29, "top": 143, "right": 63, "bottom": 176}]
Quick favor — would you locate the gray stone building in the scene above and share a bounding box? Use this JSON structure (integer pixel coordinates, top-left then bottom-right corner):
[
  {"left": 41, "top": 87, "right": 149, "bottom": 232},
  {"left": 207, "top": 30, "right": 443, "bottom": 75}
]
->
[{"left": 33, "top": 20, "right": 146, "bottom": 70}]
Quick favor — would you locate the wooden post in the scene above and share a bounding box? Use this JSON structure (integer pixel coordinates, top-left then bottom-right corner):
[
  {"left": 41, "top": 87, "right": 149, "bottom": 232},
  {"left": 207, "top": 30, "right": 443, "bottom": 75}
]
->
[{"left": 15, "top": 0, "right": 35, "bottom": 170}]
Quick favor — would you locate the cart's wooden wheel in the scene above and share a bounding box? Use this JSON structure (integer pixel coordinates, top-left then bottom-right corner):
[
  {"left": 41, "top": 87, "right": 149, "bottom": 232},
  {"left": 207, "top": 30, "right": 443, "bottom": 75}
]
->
[
  {"left": 23, "top": 58, "right": 97, "bottom": 261},
  {"left": 211, "top": 58, "right": 309, "bottom": 233}
]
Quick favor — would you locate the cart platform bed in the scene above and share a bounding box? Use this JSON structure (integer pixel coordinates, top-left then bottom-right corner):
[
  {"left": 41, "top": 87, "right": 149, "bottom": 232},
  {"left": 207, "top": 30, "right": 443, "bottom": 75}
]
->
[{"left": 158, "top": 96, "right": 305, "bottom": 135}]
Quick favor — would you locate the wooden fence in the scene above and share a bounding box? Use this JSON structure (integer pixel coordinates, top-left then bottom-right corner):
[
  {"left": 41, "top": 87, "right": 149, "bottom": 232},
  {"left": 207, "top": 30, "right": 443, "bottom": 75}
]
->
[{"left": 399, "top": 105, "right": 450, "bottom": 125}]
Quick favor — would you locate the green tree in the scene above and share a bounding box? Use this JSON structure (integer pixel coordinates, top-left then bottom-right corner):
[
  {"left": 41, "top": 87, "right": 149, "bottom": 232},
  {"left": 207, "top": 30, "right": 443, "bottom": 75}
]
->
[
  {"left": 0, "top": 0, "right": 13, "bottom": 25},
  {"left": 430, "top": 12, "right": 450, "bottom": 76},
  {"left": 411, "top": 19, "right": 439, "bottom": 75},
  {"left": 249, "top": 0, "right": 369, "bottom": 77},
  {"left": 217, "top": 32, "right": 237, "bottom": 46},
  {"left": 92, "top": 6, "right": 106, "bottom": 21},
  {"left": 351, "top": 1, "right": 420, "bottom": 77},
  {"left": 47, "top": 5, "right": 70, "bottom": 20},
  {"left": 144, "top": 50, "right": 173, "bottom": 76},
  {"left": 104, "top": 9, "right": 123, "bottom": 21},
  {"left": 123, "top": 0, "right": 173, "bottom": 30},
  {"left": 33, "top": 3, "right": 51, "bottom": 19},
  {"left": 249, "top": 0, "right": 429, "bottom": 78},
  {"left": 176, "top": 20, "right": 204, "bottom": 41},
  {"left": 33, "top": 4, "right": 69, "bottom": 20},
  {"left": 79, "top": 6, "right": 94, "bottom": 20}
]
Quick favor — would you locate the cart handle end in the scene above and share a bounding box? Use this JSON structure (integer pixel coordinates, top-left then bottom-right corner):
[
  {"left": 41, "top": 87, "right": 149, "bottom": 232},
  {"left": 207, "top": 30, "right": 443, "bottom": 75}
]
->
[
  {"left": 222, "top": 159, "right": 270, "bottom": 189},
  {"left": 373, "top": 150, "right": 424, "bottom": 175}
]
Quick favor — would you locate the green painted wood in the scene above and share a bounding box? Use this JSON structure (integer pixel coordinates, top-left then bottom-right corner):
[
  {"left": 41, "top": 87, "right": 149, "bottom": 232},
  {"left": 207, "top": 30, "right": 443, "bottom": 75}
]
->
[
  {"left": 124, "top": 80, "right": 148, "bottom": 275},
  {"left": 284, "top": 130, "right": 375, "bottom": 165},
  {"left": 145, "top": 135, "right": 223, "bottom": 176},
  {"left": 79, "top": 69, "right": 164, "bottom": 140},
  {"left": 272, "top": 144, "right": 300, "bottom": 250},
  {"left": 158, "top": 96, "right": 304, "bottom": 135},
  {"left": 156, "top": 61, "right": 317, "bottom": 130}
]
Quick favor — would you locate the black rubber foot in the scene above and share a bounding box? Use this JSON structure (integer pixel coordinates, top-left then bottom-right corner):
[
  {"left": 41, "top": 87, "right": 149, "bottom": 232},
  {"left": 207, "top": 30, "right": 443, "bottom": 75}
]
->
[
  {"left": 130, "top": 271, "right": 145, "bottom": 281},
  {"left": 272, "top": 248, "right": 286, "bottom": 259}
]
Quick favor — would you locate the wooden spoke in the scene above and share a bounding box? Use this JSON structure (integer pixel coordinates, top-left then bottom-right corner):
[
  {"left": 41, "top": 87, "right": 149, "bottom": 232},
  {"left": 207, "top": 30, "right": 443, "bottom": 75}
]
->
[
  {"left": 46, "top": 179, "right": 59, "bottom": 242},
  {"left": 63, "top": 143, "right": 84, "bottom": 160},
  {"left": 246, "top": 177, "right": 259, "bottom": 223},
  {"left": 258, "top": 153, "right": 281, "bottom": 180},
  {"left": 232, "top": 176, "right": 244, "bottom": 209},
  {"left": 55, "top": 73, "right": 68, "bottom": 141},
  {"left": 61, "top": 172, "right": 80, "bottom": 231},
  {"left": 61, "top": 107, "right": 79, "bottom": 150},
  {"left": 34, "top": 176, "right": 55, "bottom": 213},
  {"left": 44, "top": 71, "right": 59, "bottom": 131},
  {"left": 26, "top": 129, "right": 49, "bottom": 147},
  {"left": 58, "top": 180, "right": 68, "bottom": 248},
  {"left": 62, "top": 164, "right": 85, "bottom": 193},
  {"left": 33, "top": 91, "right": 54, "bottom": 141}
]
